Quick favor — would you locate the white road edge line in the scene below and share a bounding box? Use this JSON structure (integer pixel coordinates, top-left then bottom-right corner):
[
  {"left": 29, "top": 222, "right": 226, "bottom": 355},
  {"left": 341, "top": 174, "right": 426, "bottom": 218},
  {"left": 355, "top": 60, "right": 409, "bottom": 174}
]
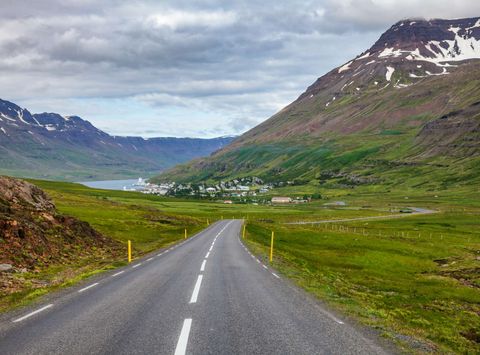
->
[
  {"left": 200, "top": 260, "right": 206, "bottom": 272},
  {"left": 189, "top": 275, "right": 203, "bottom": 303},
  {"left": 239, "top": 236, "right": 285, "bottom": 287},
  {"left": 146, "top": 257, "right": 153, "bottom": 261},
  {"left": 78, "top": 282, "right": 99, "bottom": 293},
  {"left": 112, "top": 271, "right": 125, "bottom": 277},
  {"left": 174, "top": 318, "right": 192, "bottom": 355},
  {"left": 132, "top": 263, "right": 142, "bottom": 268},
  {"left": 13, "top": 304, "right": 53, "bottom": 323}
]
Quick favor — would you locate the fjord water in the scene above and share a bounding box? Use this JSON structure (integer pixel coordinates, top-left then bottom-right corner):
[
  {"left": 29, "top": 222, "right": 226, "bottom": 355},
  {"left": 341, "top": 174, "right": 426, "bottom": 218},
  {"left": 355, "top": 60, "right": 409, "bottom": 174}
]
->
[{"left": 78, "top": 179, "right": 142, "bottom": 191}]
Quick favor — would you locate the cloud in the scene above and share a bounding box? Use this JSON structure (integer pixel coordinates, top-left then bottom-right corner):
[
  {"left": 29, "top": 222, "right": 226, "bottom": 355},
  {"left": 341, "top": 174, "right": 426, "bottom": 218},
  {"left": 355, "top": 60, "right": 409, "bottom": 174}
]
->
[
  {"left": 147, "top": 10, "right": 237, "bottom": 29},
  {"left": 0, "top": 0, "right": 478, "bottom": 137}
]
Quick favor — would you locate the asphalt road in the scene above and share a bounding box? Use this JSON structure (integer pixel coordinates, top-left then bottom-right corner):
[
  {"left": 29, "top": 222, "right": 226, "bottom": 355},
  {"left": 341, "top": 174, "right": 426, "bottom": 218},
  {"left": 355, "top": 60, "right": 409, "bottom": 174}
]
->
[
  {"left": 286, "top": 207, "right": 437, "bottom": 225},
  {"left": 0, "top": 220, "right": 389, "bottom": 354}
]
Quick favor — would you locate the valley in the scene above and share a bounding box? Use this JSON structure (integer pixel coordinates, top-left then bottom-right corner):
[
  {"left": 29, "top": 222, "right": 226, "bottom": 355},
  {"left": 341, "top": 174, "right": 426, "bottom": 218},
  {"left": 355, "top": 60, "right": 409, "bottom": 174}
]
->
[
  {"left": 1, "top": 178, "right": 478, "bottom": 353},
  {"left": 0, "top": 99, "right": 234, "bottom": 181},
  {"left": 1, "top": 12, "right": 480, "bottom": 355}
]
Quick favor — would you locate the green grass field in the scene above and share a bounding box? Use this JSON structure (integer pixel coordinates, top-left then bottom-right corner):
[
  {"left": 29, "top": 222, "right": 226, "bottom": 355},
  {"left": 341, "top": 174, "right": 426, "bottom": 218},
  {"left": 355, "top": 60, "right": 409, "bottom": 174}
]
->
[
  {"left": 243, "top": 210, "right": 480, "bottom": 353},
  {"left": 2, "top": 179, "right": 478, "bottom": 353}
]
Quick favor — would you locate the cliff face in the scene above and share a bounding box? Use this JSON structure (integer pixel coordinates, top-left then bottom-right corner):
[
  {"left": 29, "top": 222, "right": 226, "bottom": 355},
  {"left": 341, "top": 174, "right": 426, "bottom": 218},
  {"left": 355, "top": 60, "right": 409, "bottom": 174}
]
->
[{"left": 0, "top": 176, "right": 121, "bottom": 295}]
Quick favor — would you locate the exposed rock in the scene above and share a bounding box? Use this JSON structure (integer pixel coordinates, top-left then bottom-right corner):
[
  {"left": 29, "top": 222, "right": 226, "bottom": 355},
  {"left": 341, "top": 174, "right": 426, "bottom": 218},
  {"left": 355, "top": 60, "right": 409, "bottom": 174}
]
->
[
  {"left": 0, "top": 176, "right": 55, "bottom": 212},
  {"left": 0, "top": 176, "right": 121, "bottom": 271},
  {"left": 0, "top": 264, "right": 13, "bottom": 272}
]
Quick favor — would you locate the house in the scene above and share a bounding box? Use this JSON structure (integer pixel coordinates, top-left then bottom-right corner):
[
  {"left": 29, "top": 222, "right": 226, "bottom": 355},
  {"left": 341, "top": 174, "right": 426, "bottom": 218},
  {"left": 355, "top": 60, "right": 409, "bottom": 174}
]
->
[
  {"left": 271, "top": 197, "right": 292, "bottom": 204},
  {"left": 224, "top": 200, "right": 233, "bottom": 204}
]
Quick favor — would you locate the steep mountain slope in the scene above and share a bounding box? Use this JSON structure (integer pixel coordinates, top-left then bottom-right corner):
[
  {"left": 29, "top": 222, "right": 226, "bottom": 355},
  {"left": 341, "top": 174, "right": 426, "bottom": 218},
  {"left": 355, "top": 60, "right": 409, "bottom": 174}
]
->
[
  {"left": 0, "top": 99, "right": 234, "bottom": 180},
  {"left": 157, "top": 17, "right": 480, "bottom": 189}
]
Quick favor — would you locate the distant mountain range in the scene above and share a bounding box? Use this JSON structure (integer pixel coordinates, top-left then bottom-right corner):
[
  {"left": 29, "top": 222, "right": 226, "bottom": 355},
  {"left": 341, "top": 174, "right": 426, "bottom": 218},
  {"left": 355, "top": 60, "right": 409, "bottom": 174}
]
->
[
  {"left": 157, "top": 17, "right": 480, "bottom": 190},
  {"left": 0, "top": 99, "right": 234, "bottom": 180}
]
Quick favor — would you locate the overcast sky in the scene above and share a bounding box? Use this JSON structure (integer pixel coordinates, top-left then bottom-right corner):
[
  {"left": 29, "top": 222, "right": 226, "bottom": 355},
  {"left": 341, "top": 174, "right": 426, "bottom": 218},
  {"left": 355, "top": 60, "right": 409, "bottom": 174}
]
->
[{"left": 1, "top": 0, "right": 479, "bottom": 138}]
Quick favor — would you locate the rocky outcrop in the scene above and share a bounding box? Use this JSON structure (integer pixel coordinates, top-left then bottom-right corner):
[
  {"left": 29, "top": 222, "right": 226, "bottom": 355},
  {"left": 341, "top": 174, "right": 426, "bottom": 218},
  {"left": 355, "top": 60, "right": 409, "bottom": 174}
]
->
[
  {"left": 0, "top": 176, "right": 55, "bottom": 212},
  {"left": 415, "top": 102, "right": 480, "bottom": 157},
  {"left": 0, "top": 176, "right": 121, "bottom": 279}
]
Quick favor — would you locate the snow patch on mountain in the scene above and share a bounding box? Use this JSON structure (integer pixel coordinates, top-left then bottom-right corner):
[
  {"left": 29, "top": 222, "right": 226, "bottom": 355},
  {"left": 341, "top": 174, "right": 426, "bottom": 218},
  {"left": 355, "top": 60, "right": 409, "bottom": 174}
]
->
[
  {"left": 386, "top": 66, "right": 395, "bottom": 81},
  {"left": 377, "top": 34, "right": 480, "bottom": 65},
  {"left": 338, "top": 61, "right": 353, "bottom": 73},
  {"left": 466, "top": 19, "right": 480, "bottom": 31},
  {"left": 379, "top": 47, "right": 402, "bottom": 58},
  {"left": 356, "top": 52, "right": 371, "bottom": 60},
  {"left": 425, "top": 68, "right": 449, "bottom": 76}
]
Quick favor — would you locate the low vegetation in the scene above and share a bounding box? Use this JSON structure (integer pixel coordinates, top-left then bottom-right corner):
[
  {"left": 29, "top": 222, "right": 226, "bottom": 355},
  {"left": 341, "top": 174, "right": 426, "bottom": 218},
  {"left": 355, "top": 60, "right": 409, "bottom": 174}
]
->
[
  {"left": 1, "top": 179, "right": 478, "bottom": 353},
  {"left": 243, "top": 201, "right": 480, "bottom": 353}
]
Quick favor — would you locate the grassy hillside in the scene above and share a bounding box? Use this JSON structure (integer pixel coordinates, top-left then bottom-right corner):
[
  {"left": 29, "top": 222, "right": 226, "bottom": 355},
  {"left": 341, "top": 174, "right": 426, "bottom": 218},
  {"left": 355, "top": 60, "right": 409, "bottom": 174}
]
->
[{"left": 155, "top": 61, "right": 480, "bottom": 189}]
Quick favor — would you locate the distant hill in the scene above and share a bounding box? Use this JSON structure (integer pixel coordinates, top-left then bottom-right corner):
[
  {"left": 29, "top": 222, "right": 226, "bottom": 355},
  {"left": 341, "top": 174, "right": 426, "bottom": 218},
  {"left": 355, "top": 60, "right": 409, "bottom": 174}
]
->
[
  {"left": 156, "top": 17, "right": 480, "bottom": 190},
  {"left": 0, "top": 99, "right": 234, "bottom": 180}
]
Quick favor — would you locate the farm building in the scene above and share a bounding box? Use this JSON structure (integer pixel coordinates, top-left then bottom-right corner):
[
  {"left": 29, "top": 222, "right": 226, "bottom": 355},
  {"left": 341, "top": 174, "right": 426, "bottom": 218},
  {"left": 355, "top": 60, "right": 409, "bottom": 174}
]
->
[{"left": 271, "top": 197, "right": 292, "bottom": 204}]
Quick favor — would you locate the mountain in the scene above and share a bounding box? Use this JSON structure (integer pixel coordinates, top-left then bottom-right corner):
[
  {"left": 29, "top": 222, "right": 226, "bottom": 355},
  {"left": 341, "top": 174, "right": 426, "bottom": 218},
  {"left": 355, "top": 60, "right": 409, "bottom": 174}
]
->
[
  {"left": 0, "top": 99, "right": 234, "bottom": 180},
  {"left": 156, "top": 17, "right": 480, "bottom": 190}
]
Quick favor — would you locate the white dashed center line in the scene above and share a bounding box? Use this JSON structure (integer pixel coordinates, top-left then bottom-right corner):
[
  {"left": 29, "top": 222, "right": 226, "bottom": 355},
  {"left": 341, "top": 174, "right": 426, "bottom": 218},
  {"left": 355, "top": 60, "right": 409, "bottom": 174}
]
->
[
  {"left": 174, "top": 318, "right": 192, "bottom": 355},
  {"left": 200, "top": 260, "right": 206, "bottom": 272},
  {"left": 189, "top": 275, "right": 203, "bottom": 304}
]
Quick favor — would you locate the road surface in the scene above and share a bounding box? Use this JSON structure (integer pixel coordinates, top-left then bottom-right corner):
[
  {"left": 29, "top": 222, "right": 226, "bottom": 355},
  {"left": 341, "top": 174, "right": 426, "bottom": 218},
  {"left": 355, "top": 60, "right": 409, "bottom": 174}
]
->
[
  {"left": 0, "top": 220, "right": 389, "bottom": 354},
  {"left": 286, "top": 207, "right": 437, "bottom": 225}
]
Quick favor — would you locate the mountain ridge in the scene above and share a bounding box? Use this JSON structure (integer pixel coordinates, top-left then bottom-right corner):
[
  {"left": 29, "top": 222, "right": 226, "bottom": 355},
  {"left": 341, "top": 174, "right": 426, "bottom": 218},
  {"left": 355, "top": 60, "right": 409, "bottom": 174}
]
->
[
  {"left": 0, "top": 98, "right": 235, "bottom": 181},
  {"left": 156, "top": 16, "right": 480, "bottom": 189}
]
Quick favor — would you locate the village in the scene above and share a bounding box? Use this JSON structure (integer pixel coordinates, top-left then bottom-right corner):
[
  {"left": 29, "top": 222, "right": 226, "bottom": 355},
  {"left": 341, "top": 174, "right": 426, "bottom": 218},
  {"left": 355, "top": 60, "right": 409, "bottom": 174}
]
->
[{"left": 133, "top": 177, "right": 312, "bottom": 204}]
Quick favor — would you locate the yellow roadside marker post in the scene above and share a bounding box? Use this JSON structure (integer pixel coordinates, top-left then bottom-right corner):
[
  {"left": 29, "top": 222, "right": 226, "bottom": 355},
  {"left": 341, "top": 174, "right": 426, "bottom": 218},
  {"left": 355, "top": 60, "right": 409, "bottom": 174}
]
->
[
  {"left": 221, "top": 215, "right": 224, "bottom": 220},
  {"left": 127, "top": 240, "right": 132, "bottom": 263},
  {"left": 269, "top": 231, "right": 274, "bottom": 263},
  {"left": 185, "top": 228, "right": 187, "bottom": 239},
  {"left": 207, "top": 218, "right": 210, "bottom": 226},
  {"left": 243, "top": 224, "right": 246, "bottom": 239}
]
